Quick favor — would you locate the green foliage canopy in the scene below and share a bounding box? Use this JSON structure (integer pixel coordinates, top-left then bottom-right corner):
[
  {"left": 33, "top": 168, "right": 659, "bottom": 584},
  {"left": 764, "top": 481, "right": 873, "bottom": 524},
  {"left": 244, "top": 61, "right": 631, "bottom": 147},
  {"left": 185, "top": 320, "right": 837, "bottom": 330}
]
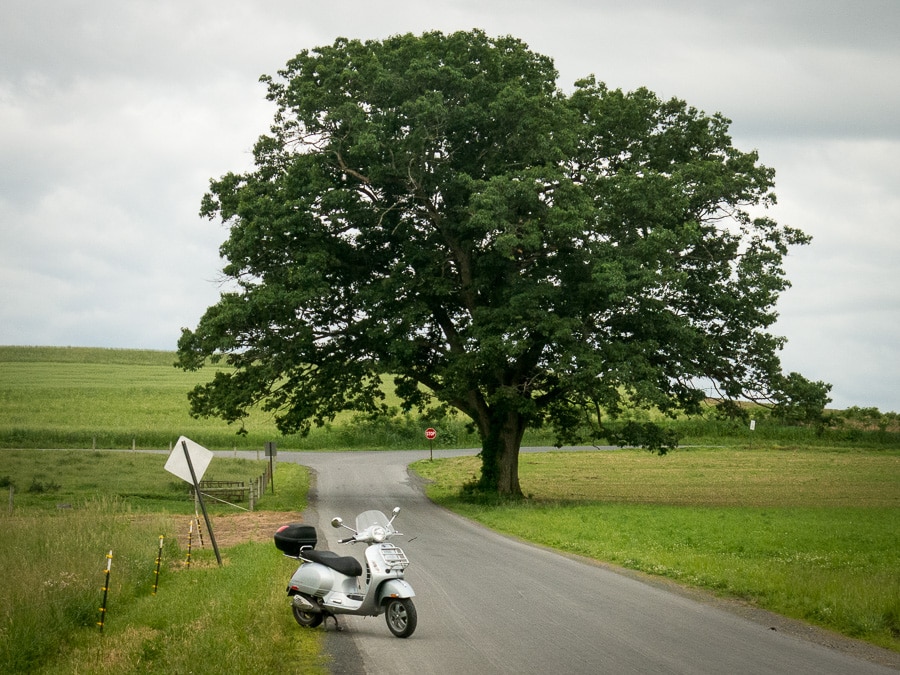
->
[{"left": 178, "top": 30, "right": 825, "bottom": 495}]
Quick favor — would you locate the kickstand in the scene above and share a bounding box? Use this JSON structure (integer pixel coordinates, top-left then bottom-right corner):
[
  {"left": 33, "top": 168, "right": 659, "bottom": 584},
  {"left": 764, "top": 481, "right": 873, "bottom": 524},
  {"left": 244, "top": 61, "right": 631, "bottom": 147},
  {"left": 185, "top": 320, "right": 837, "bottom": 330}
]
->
[{"left": 326, "top": 614, "right": 343, "bottom": 632}]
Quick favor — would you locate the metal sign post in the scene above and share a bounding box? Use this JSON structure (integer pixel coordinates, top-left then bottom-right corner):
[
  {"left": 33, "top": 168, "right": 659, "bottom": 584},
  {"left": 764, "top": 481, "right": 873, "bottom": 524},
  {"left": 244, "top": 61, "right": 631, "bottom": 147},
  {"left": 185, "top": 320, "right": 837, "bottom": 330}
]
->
[
  {"left": 166, "top": 436, "right": 222, "bottom": 567},
  {"left": 425, "top": 427, "right": 436, "bottom": 461},
  {"left": 264, "top": 441, "right": 277, "bottom": 494}
]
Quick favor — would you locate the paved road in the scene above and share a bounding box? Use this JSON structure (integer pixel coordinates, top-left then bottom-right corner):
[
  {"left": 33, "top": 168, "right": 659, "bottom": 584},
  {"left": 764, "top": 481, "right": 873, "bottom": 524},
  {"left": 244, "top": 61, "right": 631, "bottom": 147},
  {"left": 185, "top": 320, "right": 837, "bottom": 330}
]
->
[{"left": 277, "top": 449, "right": 897, "bottom": 675}]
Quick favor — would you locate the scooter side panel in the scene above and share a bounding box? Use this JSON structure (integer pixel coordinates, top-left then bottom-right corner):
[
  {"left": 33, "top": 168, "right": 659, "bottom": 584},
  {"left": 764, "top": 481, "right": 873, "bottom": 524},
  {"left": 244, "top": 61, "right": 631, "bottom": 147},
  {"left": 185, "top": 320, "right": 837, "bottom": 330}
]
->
[{"left": 289, "top": 563, "right": 336, "bottom": 597}]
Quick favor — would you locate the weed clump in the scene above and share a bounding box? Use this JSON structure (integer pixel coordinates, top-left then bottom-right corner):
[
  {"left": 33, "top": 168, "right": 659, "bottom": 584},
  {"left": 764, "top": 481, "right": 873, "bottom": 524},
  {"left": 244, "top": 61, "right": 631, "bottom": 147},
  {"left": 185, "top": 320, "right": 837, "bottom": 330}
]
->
[{"left": 27, "top": 477, "right": 61, "bottom": 494}]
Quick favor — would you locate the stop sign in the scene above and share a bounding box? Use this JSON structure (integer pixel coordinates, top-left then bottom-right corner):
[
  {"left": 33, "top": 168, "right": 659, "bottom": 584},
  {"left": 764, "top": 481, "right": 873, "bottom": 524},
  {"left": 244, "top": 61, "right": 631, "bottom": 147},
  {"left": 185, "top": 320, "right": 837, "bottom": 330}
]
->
[{"left": 425, "top": 427, "right": 437, "bottom": 440}]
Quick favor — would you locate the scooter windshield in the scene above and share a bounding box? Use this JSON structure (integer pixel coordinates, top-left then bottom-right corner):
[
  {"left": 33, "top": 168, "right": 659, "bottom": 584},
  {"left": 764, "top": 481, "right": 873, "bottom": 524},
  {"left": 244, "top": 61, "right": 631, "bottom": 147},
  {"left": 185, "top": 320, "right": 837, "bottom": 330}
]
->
[{"left": 355, "top": 509, "right": 395, "bottom": 534}]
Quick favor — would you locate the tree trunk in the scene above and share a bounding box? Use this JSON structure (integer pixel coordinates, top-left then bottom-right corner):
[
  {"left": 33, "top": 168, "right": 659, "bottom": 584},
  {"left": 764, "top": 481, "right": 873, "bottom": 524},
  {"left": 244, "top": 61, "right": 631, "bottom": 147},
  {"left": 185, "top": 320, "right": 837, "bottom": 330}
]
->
[{"left": 477, "top": 410, "right": 526, "bottom": 497}]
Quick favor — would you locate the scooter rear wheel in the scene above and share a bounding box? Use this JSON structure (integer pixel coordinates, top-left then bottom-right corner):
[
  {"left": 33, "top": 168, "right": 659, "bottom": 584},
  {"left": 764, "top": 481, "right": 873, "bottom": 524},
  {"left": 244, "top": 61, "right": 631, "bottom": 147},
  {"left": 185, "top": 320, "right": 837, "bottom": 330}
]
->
[
  {"left": 384, "top": 597, "right": 417, "bottom": 638},
  {"left": 292, "top": 602, "right": 324, "bottom": 628}
]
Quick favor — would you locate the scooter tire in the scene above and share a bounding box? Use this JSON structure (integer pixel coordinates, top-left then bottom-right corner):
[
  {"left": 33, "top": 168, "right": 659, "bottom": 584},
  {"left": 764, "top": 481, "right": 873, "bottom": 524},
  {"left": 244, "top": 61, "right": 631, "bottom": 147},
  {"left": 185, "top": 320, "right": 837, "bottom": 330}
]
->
[
  {"left": 292, "top": 603, "right": 324, "bottom": 628},
  {"left": 384, "top": 597, "right": 417, "bottom": 638}
]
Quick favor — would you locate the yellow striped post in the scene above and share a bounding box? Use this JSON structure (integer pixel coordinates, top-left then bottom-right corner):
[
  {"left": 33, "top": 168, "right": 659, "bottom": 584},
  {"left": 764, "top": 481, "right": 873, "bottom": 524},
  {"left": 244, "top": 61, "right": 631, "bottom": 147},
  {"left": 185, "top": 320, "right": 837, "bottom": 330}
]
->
[
  {"left": 185, "top": 520, "right": 194, "bottom": 568},
  {"left": 194, "top": 509, "right": 205, "bottom": 547},
  {"left": 98, "top": 550, "right": 112, "bottom": 632},
  {"left": 152, "top": 536, "right": 164, "bottom": 595}
]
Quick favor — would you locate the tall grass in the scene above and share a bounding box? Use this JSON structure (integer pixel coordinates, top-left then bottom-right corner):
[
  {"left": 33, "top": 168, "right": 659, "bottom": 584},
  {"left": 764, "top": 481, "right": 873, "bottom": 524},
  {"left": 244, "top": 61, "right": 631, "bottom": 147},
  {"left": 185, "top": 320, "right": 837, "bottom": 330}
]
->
[
  {"left": 0, "top": 499, "right": 176, "bottom": 672},
  {"left": 0, "top": 462, "right": 323, "bottom": 674},
  {"left": 40, "top": 542, "right": 325, "bottom": 675},
  {"left": 413, "top": 448, "right": 900, "bottom": 652}
]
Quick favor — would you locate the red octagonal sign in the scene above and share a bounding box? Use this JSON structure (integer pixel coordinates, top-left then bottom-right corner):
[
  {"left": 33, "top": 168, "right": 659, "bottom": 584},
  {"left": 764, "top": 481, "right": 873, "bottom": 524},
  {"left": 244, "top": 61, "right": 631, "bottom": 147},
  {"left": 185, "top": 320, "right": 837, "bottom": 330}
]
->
[{"left": 425, "top": 427, "right": 437, "bottom": 440}]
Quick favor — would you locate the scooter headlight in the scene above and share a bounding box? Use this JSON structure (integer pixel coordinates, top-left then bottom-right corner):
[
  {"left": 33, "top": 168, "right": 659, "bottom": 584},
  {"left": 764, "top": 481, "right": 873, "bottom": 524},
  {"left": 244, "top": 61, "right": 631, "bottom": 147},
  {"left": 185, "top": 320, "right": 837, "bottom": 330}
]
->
[{"left": 372, "top": 526, "right": 386, "bottom": 543}]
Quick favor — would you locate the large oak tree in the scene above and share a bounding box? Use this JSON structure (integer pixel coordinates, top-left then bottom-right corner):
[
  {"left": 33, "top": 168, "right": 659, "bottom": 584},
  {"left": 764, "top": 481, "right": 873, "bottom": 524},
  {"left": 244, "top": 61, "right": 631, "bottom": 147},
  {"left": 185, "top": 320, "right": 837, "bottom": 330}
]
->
[{"left": 177, "top": 30, "right": 826, "bottom": 496}]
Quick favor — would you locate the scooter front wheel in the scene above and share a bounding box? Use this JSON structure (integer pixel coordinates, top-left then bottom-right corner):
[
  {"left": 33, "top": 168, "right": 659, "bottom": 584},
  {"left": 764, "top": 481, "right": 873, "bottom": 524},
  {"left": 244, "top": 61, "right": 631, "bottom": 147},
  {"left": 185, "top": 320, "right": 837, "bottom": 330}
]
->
[{"left": 384, "top": 597, "right": 417, "bottom": 638}]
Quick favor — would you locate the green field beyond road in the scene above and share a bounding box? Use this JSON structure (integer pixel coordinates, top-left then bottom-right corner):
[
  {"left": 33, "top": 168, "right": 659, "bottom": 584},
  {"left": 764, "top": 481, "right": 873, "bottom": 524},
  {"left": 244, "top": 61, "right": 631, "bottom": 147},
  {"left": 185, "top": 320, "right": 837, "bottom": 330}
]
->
[{"left": 413, "top": 448, "right": 900, "bottom": 653}]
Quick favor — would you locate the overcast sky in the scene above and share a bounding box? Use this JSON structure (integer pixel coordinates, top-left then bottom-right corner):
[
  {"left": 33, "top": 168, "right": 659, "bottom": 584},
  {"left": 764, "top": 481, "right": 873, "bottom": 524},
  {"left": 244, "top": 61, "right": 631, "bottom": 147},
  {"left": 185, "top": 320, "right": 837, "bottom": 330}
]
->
[{"left": 1, "top": 1, "right": 898, "bottom": 412}]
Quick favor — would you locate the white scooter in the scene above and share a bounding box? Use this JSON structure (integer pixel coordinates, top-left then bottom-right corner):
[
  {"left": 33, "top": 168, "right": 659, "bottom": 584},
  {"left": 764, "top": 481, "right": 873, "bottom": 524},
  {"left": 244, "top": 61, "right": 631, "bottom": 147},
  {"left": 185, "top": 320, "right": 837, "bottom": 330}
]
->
[{"left": 274, "top": 507, "right": 417, "bottom": 638}]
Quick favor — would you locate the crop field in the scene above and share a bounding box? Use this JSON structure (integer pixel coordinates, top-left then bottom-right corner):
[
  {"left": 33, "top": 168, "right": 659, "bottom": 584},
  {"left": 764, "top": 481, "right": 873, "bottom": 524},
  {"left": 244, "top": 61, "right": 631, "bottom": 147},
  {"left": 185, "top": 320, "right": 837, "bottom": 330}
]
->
[
  {"left": 3, "top": 346, "right": 898, "bottom": 453},
  {"left": 0, "top": 346, "right": 487, "bottom": 451}
]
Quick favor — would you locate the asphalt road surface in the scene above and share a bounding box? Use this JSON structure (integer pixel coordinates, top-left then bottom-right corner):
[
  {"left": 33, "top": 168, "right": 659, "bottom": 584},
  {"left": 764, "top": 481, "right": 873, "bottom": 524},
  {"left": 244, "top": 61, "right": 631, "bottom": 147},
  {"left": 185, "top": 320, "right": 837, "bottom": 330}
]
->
[{"left": 278, "top": 449, "right": 897, "bottom": 675}]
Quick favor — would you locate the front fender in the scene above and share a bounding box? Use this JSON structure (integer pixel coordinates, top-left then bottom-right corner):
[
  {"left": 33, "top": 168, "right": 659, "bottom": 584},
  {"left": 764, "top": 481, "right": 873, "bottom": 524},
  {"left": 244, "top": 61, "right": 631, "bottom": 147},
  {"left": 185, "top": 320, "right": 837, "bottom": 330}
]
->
[{"left": 377, "top": 578, "right": 415, "bottom": 604}]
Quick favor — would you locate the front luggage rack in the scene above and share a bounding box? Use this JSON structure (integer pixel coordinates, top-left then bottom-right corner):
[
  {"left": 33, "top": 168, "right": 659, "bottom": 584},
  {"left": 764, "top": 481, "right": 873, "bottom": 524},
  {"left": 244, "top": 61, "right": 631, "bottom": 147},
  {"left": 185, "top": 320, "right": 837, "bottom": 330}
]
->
[{"left": 380, "top": 544, "right": 409, "bottom": 569}]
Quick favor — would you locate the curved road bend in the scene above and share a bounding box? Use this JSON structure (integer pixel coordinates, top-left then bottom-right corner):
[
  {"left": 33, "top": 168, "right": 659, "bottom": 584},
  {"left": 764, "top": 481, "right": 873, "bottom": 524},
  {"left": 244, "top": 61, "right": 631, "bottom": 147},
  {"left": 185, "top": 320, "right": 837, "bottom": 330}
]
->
[{"left": 272, "top": 449, "right": 897, "bottom": 675}]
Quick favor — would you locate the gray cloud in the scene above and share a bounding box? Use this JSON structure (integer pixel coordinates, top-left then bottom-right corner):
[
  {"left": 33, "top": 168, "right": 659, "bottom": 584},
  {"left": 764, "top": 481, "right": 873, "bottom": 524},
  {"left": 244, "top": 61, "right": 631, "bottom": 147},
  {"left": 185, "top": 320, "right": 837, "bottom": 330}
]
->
[{"left": 1, "top": 0, "right": 898, "bottom": 411}]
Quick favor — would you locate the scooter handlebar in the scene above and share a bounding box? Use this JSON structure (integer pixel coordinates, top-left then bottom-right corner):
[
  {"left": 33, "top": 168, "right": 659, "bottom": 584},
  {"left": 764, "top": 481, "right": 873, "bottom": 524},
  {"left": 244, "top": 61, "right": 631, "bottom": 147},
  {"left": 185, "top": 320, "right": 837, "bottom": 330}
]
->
[{"left": 338, "top": 536, "right": 356, "bottom": 544}]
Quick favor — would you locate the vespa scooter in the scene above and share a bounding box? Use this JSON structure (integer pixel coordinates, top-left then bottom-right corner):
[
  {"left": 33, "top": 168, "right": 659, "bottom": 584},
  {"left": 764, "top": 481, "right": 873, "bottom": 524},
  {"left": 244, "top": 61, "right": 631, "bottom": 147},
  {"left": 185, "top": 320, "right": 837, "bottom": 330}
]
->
[{"left": 274, "top": 507, "right": 417, "bottom": 638}]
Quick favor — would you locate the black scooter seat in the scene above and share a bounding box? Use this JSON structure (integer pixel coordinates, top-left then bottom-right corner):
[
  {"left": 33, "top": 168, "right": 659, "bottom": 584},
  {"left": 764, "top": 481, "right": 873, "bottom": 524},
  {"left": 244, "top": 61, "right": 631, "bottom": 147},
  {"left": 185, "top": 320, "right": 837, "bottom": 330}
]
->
[{"left": 304, "top": 549, "right": 363, "bottom": 577}]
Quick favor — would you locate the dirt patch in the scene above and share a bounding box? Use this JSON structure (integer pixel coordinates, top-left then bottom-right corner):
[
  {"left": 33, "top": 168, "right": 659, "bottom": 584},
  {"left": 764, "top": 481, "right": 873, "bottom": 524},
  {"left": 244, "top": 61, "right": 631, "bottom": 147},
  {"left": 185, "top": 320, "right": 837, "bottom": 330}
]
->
[{"left": 169, "top": 511, "right": 302, "bottom": 550}]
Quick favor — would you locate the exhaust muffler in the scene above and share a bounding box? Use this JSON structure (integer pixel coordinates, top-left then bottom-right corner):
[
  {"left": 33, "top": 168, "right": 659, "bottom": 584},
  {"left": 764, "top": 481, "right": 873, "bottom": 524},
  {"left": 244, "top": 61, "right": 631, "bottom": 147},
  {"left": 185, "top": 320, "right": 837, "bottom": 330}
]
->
[{"left": 292, "top": 594, "right": 321, "bottom": 613}]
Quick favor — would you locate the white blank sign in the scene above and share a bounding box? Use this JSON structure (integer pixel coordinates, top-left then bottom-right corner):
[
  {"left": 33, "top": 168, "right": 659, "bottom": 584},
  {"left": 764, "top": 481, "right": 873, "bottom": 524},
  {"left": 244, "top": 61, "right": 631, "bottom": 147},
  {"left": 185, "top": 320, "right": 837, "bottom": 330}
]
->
[{"left": 164, "top": 436, "right": 213, "bottom": 484}]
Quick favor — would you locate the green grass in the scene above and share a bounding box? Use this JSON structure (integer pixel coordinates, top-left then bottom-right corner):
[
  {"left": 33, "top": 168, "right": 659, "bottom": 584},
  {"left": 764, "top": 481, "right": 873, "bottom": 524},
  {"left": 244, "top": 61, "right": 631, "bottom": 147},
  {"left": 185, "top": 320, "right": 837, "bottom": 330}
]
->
[
  {"left": 0, "top": 449, "right": 279, "bottom": 513},
  {"left": 412, "top": 448, "right": 900, "bottom": 652}
]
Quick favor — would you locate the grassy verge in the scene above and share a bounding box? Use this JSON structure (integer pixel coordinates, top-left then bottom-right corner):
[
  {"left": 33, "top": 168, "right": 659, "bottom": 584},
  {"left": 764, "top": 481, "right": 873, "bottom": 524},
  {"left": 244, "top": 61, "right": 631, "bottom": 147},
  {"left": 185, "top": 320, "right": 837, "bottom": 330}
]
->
[
  {"left": 0, "top": 456, "right": 324, "bottom": 674},
  {"left": 39, "top": 541, "right": 325, "bottom": 675},
  {"left": 412, "top": 447, "right": 900, "bottom": 652}
]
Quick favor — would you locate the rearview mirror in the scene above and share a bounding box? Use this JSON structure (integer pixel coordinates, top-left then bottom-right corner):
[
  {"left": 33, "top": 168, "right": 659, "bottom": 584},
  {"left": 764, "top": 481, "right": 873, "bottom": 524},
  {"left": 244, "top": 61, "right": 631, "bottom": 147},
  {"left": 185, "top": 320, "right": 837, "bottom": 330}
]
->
[{"left": 331, "top": 517, "right": 343, "bottom": 528}]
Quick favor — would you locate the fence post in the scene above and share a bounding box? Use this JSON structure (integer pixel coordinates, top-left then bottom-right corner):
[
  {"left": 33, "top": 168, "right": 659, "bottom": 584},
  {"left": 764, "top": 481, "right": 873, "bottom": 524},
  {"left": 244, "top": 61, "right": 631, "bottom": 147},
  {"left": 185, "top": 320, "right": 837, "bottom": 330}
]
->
[
  {"left": 98, "top": 550, "right": 112, "bottom": 632},
  {"left": 194, "top": 512, "right": 205, "bottom": 547},
  {"left": 152, "top": 535, "right": 164, "bottom": 595},
  {"left": 185, "top": 520, "right": 194, "bottom": 568}
]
